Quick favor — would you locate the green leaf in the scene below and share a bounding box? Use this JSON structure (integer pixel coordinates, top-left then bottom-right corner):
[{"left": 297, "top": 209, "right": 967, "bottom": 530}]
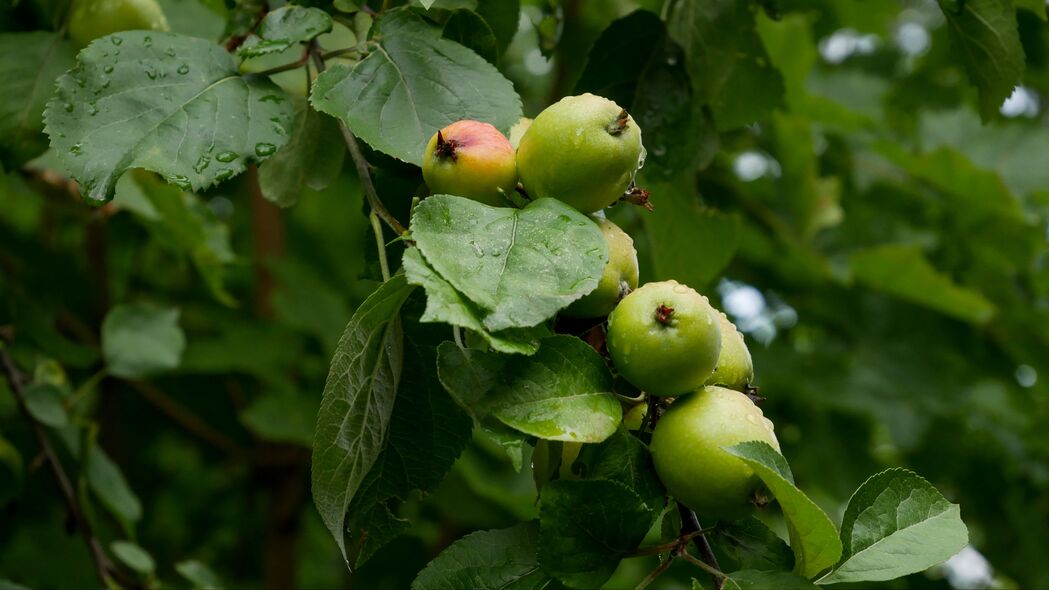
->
[
  {"left": 102, "top": 303, "right": 186, "bottom": 379},
  {"left": 343, "top": 309, "right": 473, "bottom": 566},
  {"left": 310, "top": 10, "right": 521, "bottom": 164},
  {"left": 411, "top": 522, "right": 550, "bottom": 590},
  {"left": 539, "top": 479, "right": 654, "bottom": 588},
  {"left": 725, "top": 570, "right": 819, "bottom": 590},
  {"left": 724, "top": 442, "right": 842, "bottom": 579},
  {"left": 667, "top": 0, "right": 785, "bottom": 129},
  {"left": 0, "top": 32, "right": 75, "bottom": 167},
  {"left": 238, "top": 6, "right": 333, "bottom": 57},
  {"left": 58, "top": 428, "right": 143, "bottom": 531},
  {"left": 239, "top": 389, "right": 316, "bottom": 446},
  {"left": 0, "top": 580, "right": 31, "bottom": 590},
  {"left": 175, "top": 560, "right": 223, "bottom": 589},
  {"left": 1014, "top": 0, "right": 1048, "bottom": 19},
  {"left": 574, "top": 429, "right": 664, "bottom": 512},
  {"left": 0, "top": 435, "right": 23, "bottom": 505},
  {"left": 849, "top": 245, "right": 996, "bottom": 325},
  {"left": 713, "top": 517, "right": 795, "bottom": 573},
  {"left": 258, "top": 97, "right": 346, "bottom": 207},
  {"left": 44, "top": 31, "right": 294, "bottom": 202},
  {"left": 642, "top": 176, "right": 740, "bottom": 288},
  {"left": 402, "top": 247, "right": 546, "bottom": 355},
  {"left": 410, "top": 196, "right": 607, "bottom": 331},
  {"left": 311, "top": 274, "right": 414, "bottom": 561},
  {"left": 443, "top": 10, "right": 499, "bottom": 63},
  {"left": 938, "top": 0, "right": 1025, "bottom": 120},
  {"left": 110, "top": 541, "right": 155, "bottom": 575},
  {"left": 22, "top": 383, "right": 68, "bottom": 428},
  {"left": 817, "top": 468, "right": 968, "bottom": 585},
  {"left": 443, "top": 336, "right": 620, "bottom": 442}
]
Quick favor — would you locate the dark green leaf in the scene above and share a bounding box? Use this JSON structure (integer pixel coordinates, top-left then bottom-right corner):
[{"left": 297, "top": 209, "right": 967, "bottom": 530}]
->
[
  {"left": 713, "top": 517, "right": 795, "bottom": 573},
  {"left": 818, "top": 468, "right": 968, "bottom": 584},
  {"left": 311, "top": 10, "right": 521, "bottom": 164},
  {"left": 110, "top": 541, "right": 155, "bottom": 575},
  {"left": 102, "top": 303, "right": 186, "bottom": 379},
  {"left": 443, "top": 10, "right": 499, "bottom": 63},
  {"left": 410, "top": 196, "right": 606, "bottom": 331},
  {"left": 667, "top": 0, "right": 785, "bottom": 129},
  {"left": 412, "top": 522, "right": 550, "bottom": 590},
  {"left": 238, "top": 6, "right": 333, "bottom": 57},
  {"left": 175, "top": 560, "right": 223, "bottom": 589},
  {"left": 574, "top": 429, "right": 663, "bottom": 511},
  {"left": 22, "top": 383, "right": 68, "bottom": 428},
  {"left": 44, "top": 31, "right": 294, "bottom": 201},
  {"left": 0, "top": 32, "right": 75, "bottom": 167},
  {"left": 311, "top": 274, "right": 414, "bottom": 560},
  {"left": 850, "top": 245, "right": 996, "bottom": 325},
  {"left": 725, "top": 570, "right": 818, "bottom": 590},
  {"left": 58, "top": 428, "right": 143, "bottom": 531},
  {"left": 0, "top": 435, "right": 23, "bottom": 505},
  {"left": 724, "top": 442, "right": 841, "bottom": 579},
  {"left": 539, "top": 479, "right": 654, "bottom": 588},
  {"left": 258, "top": 97, "right": 346, "bottom": 208},
  {"left": 239, "top": 389, "right": 316, "bottom": 446},
  {"left": 938, "top": 0, "right": 1025, "bottom": 120}
]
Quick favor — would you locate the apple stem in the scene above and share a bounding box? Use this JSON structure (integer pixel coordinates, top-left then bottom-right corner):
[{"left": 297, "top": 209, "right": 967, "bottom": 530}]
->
[
  {"left": 620, "top": 186, "right": 653, "bottom": 211},
  {"left": 607, "top": 108, "right": 631, "bottom": 135},
  {"left": 655, "top": 304, "right": 675, "bottom": 325}
]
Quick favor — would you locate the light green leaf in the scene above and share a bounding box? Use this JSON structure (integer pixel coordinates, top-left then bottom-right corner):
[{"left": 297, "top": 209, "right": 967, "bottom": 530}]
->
[
  {"left": 539, "top": 479, "right": 654, "bottom": 589},
  {"left": 238, "top": 6, "right": 333, "bottom": 57},
  {"left": 402, "top": 247, "right": 545, "bottom": 355},
  {"left": 311, "top": 274, "right": 414, "bottom": 561},
  {"left": 58, "top": 428, "right": 143, "bottom": 531},
  {"left": 411, "top": 196, "right": 606, "bottom": 331},
  {"left": 667, "top": 0, "right": 785, "bottom": 129},
  {"left": 111, "top": 541, "right": 155, "bottom": 575},
  {"left": 411, "top": 523, "right": 550, "bottom": 590},
  {"left": 258, "top": 97, "right": 346, "bottom": 207},
  {"left": 239, "top": 389, "right": 316, "bottom": 447},
  {"left": 849, "top": 245, "right": 996, "bottom": 325},
  {"left": 22, "top": 383, "right": 68, "bottom": 428},
  {"left": 102, "top": 303, "right": 185, "bottom": 378},
  {"left": 818, "top": 468, "right": 968, "bottom": 585},
  {"left": 0, "top": 32, "right": 76, "bottom": 167},
  {"left": 725, "top": 570, "right": 819, "bottom": 590},
  {"left": 724, "top": 442, "right": 842, "bottom": 579},
  {"left": 574, "top": 429, "right": 663, "bottom": 512},
  {"left": 44, "top": 31, "right": 294, "bottom": 202},
  {"left": 311, "top": 10, "right": 521, "bottom": 164},
  {"left": 175, "top": 560, "right": 223, "bottom": 589},
  {"left": 938, "top": 0, "right": 1025, "bottom": 120}
]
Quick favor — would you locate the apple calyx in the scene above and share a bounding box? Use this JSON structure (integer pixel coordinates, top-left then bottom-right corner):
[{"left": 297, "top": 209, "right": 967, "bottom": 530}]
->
[
  {"left": 655, "top": 304, "right": 675, "bottom": 325},
  {"left": 433, "top": 131, "right": 460, "bottom": 161},
  {"left": 606, "top": 108, "right": 631, "bottom": 136},
  {"left": 621, "top": 186, "right": 653, "bottom": 211}
]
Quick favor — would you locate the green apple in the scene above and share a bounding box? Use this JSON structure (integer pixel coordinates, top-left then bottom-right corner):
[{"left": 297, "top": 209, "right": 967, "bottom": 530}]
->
[
  {"left": 561, "top": 217, "right": 639, "bottom": 318},
  {"left": 422, "top": 120, "right": 517, "bottom": 207},
  {"left": 650, "top": 386, "right": 780, "bottom": 521},
  {"left": 68, "top": 0, "right": 169, "bottom": 49},
  {"left": 516, "top": 93, "right": 644, "bottom": 213},
  {"left": 705, "top": 312, "right": 754, "bottom": 391},
  {"left": 622, "top": 402, "right": 648, "bottom": 431},
  {"left": 532, "top": 440, "right": 582, "bottom": 490},
  {"left": 606, "top": 280, "right": 721, "bottom": 396}
]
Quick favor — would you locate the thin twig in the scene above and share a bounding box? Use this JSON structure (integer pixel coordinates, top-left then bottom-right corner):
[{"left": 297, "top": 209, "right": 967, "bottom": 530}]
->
[
  {"left": 127, "top": 380, "right": 247, "bottom": 457},
  {"left": 369, "top": 211, "right": 391, "bottom": 281},
  {"left": 678, "top": 502, "right": 724, "bottom": 590},
  {"left": 627, "top": 528, "right": 715, "bottom": 557},
  {"left": 634, "top": 556, "right": 674, "bottom": 590},
  {"left": 679, "top": 551, "right": 729, "bottom": 580},
  {"left": 308, "top": 42, "right": 409, "bottom": 237},
  {"left": 0, "top": 347, "right": 139, "bottom": 589}
]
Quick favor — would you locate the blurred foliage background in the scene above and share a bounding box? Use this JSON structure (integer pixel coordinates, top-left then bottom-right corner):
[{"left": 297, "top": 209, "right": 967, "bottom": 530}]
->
[{"left": 2, "top": 0, "right": 1049, "bottom": 588}]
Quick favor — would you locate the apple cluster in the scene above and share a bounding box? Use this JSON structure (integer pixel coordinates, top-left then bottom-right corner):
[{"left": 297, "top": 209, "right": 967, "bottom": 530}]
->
[{"left": 423, "top": 94, "right": 781, "bottom": 523}]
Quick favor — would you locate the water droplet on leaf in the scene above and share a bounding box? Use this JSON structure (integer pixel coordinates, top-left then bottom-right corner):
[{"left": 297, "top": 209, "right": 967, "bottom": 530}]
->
[
  {"left": 215, "top": 169, "right": 235, "bottom": 181},
  {"left": 111, "top": 37, "right": 123, "bottom": 46},
  {"left": 177, "top": 64, "right": 189, "bottom": 75},
  {"left": 193, "top": 154, "right": 211, "bottom": 173},
  {"left": 254, "top": 143, "right": 276, "bottom": 156},
  {"left": 216, "top": 151, "right": 237, "bottom": 163}
]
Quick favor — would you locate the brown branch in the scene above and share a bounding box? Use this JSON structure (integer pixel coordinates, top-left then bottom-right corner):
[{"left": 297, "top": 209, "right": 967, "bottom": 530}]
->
[
  {"left": 0, "top": 347, "right": 140, "bottom": 589},
  {"left": 678, "top": 502, "right": 724, "bottom": 590},
  {"left": 634, "top": 555, "right": 674, "bottom": 590},
  {"left": 308, "top": 42, "right": 410, "bottom": 237}
]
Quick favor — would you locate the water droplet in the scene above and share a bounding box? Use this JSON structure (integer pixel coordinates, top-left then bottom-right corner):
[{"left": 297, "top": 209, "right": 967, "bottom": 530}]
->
[
  {"left": 103, "top": 65, "right": 114, "bottom": 74},
  {"left": 69, "top": 143, "right": 82, "bottom": 155},
  {"left": 558, "top": 214, "right": 571, "bottom": 223},
  {"left": 165, "top": 47, "right": 176, "bottom": 57},
  {"left": 64, "top": 103, "right": 74, "bottom": 113},
  {"left": 177, "top": 64, "right": 189, "bottom": 75},
  {"left": 75, "top": 77, "right": 86, "bottom": 88},
  {"left": 111, "top": 37, "right": 123, "bottom": 46},
  {"left": 168, "top": 174, "right": 191, "bottom": 190},
  {"left": 145, "top": 67, "right": 158, "bottom": 80},
  {"left": 666, "top": 56, "right": 677, "bottom": 66},
  {"left": 259, "top": 94, "right": 283, "bottom": 103},
  {"left": 88, "top": 102, "right": 99, "bottom": 116},
  {"left": 745, "top": 414, "right": 758, "bottom": 425},
  {"left": 215, "top": 168, "right": 235, "bottom": 181},
  {"left": 144, "top": 36, "right": 153, "bottom": 47},
  {"left": 652, "top": 145, "right": 666, "bottom": 157},
  {"left": 193, "top": 154, "right": 211, "bottom": 173},
  {"left": 216, "top": 151, "right": 237, "bottom": 163},
  {"left": 254, "top": 142, "right": 276, "bottom": 157}
]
